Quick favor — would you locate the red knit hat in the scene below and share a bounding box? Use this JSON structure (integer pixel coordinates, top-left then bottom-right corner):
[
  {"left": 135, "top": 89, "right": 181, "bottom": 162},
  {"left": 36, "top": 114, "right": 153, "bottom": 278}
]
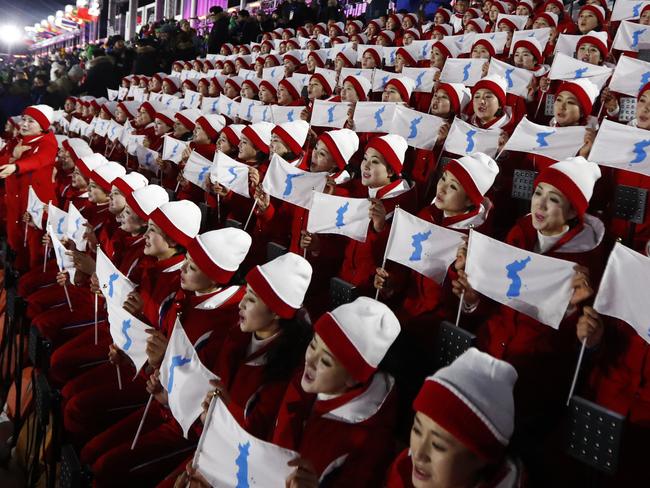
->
[
  {"left": 150, "top": 200, "right": 201, "bottom": 247},
  {"left": 318, "top": 128, "right": 360, "bottom": 170},
  {"left": 555, "top": 78, "right": 599, "bottom": 115},
  {"left": 23, "top": 105, "right": 54, "bottom": 131},
  {"left": 579, "top": 4, "right": 606, "bottom": 27},
  {"left": 472, "top": 74, "right": 508, "bottom": 108},
  {"left": 187, "top": 228, "right": 251, "bottom": 283},
  {"left": 365, "top": 134, "right": 408, "bottom": 174}
]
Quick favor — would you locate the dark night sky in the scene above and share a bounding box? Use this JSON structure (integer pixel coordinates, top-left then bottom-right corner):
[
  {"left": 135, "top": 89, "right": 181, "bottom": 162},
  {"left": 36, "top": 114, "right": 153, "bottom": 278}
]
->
[{"left": 2, "top": 0, "right": 69, "bottom": 29}]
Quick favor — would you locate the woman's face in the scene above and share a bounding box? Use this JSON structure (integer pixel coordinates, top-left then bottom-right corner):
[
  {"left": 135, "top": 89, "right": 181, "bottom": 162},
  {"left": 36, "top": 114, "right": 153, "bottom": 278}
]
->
[
  {"left": 578, "top": 10, "right": 599, "bottom": 33},
  {"left": 431, "top": 30, "right": 444, "bottom": 41},
  {"left": 545, "top": 3, "right": 561, "bottom": 15},
  {"left": 394, "top": 53, "right": 408, "bottom": 73},
  {"left": 434, "top": 12, "right": 446, "bottom": 25},
  {"left": 108, "top": 187, "right": 127, "bottom": 215},
  {"left": 238, "top": 285, "right": 277, "bottom": 334},
  {"left": 311, "top": 139, "right": 337, "bottom": 173},
  {"left": 361, "top": 147, "right": 393, "bottom": 188},
  {"left": 553, "top": 90, "right": 582, "bottom": 126},
  {"left": 636, "top": 91, "right": 650, "bottom": 129},
  {"left": 149, "top": 78, "right": 162, "bottom": 92},
  {"left": 181, "top": 253, "right": 217, "bottom": 292},
  {"left": 576, "top": 42, "right": 602, "bottom": 65},
  {"left": 382, "top": 83, "right": 404, "bottom": 103},
  {"left": 641, "top": 9, "right": 650, "bottom": 25},
  {"left": 224, "top": 84, "right": 239, "bottom": 99},
  {"left": 119, "top": 205, "right": 145, "bottom": 234},
  {"left": 192, "top": 124, "right": 210, "bottom": 145},
  {"left": 515, "top": 5, "right": 531, "bottom": 16},
  {"left": 334, "top": 57, "right": 346, "bottom": 73},
  {"left": 402, "top": 33, "right": 415, "bottom": 46},
  {"left": 217, "top": 132, "right": 236, "bottom": 155},
  {"left": 269, "top": 133, "right": 292, "bottom": 158},
  {"left": 20, "top": 115, "right": 41, "bottom": 136},
  {"left": 88, "top": 180, "right": 108, "bottom": 204},
  {"left": 302, "top": 334, "right": 355, "bottom": 395},
  {"left": 238, "top": 134, "right": 258, "bottom": 161},
  {"left": 531, "top": 182, "right": 576, "bottom": 235},
  {"left": 361, "top": 51, "right": 377, "bottom": 69},
  {"left": 71, "top": 167, "right": 88, "bottom": 190},
  {"left": 277, "top": 84, "right": 294, "bottom": 105},
  {"left": 154, "top": 118, "right": 171, "bottom": 137},
  {"left": 471, "top": 44, "right": 491, "bottom": 59},
  {"left": 144, "top": 220, "right": 175, "bottom": 257},
  {"left": 173, "top": 120, "right": 190, "bottom": 138},
  {"left": 340, "top": 81, "right": 360, "bottom": 103},
  {"left": 64, "top": 99, "right": 75, "bottom": 112},
  {"left": 532, "top": 17, "right": 551, "bottom": 29},
  {"left": 465, "top": 23, "right": 478, "bottom": 33},
  {"left": 488, "top": 5, "right": 500, "bottom": 22},
  {"left": 430, "top": 89, "right": 453, "bottom": 117},
  {"left": 241, "top": 84, "right": 256, "bottom": 99},
  {"left": 115, "top": 106, "right": 128, "bottom": 124},
  {"left": 284, "top": 59, "right": 297, "bottom": 78},
  {"left": 308, "top": 78, "right": 326, "bottom": 100},
  {"left": 259, "top": 85, "right": 276, "bottom": 104},
  {"left": 136, "top": 108, "right": 152, "bottom": 127},
  {"left": 434, "top": 171, "right": 473, "bottom": 214},
  {"left": 513, "top": 47, "right": 536, "bottom": 69},
  {"left": 431, "top": 47, "right": 446, "bottom": 69},
  {"left": 409, "top": 412, "right": 487, "bottom": 488},
  {"left": 306, "top": 56, "right": 318, "bottom": 73},
  {"left": 472, "top": 88, "right": 500, "bottom": 122},
  {"left": 198, "top": 82, "right": 209, "bottom": 96}
]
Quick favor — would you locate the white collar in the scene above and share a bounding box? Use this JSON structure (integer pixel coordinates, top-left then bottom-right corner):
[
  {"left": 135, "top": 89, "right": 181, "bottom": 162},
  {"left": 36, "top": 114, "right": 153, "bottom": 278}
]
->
[
  {"left": 163, "top": 260, "right": 184, "bottom": 273},
  {"left": 195, "top": 286, "right": 241, "bottom": 310},
  {"left": 535, "top": 225, "right": 569, "bottom": 254},
  {"left": 322, "top": 371, "right": 395, "bottom": 424}
]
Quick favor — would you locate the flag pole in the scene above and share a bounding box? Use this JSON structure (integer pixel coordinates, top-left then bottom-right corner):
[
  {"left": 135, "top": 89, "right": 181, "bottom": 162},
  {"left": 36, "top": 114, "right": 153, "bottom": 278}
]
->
[
  {"left": 116, "top": 364, "right": 123, "bottom": 391},
  {"left": 566, "top": 337, "right": 587, "bottom": 406},
  {"left": 23, "top": 221, "right": 28, "bottom": 247},
  {"left": 243, "top": 199, "right": 258, "bottom": 231},
  {"left": 131, "top": 393, "right": 154, "bottom": 450},
  {"left": 455, "top": 291, "right": 465, "bottom": 327},
  {"left": 375, "top": 258, "right": 387, "bottom": 301},
  {"left": 189, "top": 394, "right": 218, "bottom": 475},
  {"left": 375, "top": 205, "right": 399, "bottom": 301},
  {"left": 216, "top": 193, "right": 221, "bottom": 224},
  {"left": 534, "top": 88, "right": 547, "bottom": 120},
  {"left": 95, "top": 244, "right": 99, "bottom": 345},
  {"left": 63, "top": 281, "right": 74, "bottom": 312},
  {"left": 42, "top": 243, "right": 49, "bottom": 272}
]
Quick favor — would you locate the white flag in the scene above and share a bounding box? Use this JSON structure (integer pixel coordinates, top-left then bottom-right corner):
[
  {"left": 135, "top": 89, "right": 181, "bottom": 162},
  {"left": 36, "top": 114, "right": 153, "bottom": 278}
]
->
[
  {"left": 195, "top": 399, "right": 298, "bottom": 487},
  {"left": 96, "top": 246, "right": 135, "bottom": 306},
  {"left": 262, "top": 154, "right": 327, "bottom": 209},
  {"left": 310, "top": 99, "right": 351, "bottom": 128},
  {"left": 262, "top": 66, "right": 284, "bottom": 82},
  {"left": 594, "top": 243, "right": 650, "bottom": 344},
  {"left": 251, "top": 104, "right": 273, "bottom": 123},
  {"left": 27, "top": 186, "right": 45, "bottom": 230},
  {"left": 184, "top": 89, "right": 202, "bottom": 109},
  {"left": 159, "top": 318, "right": 218, "bottom": 437},
  {"left": 444, "top": 118, "right": 500, "bottom": 158},
  {"left": 127, "top": 135, "right": 146, "bottom": 156},
  {"left": 136, "top": 146, "right": 160, "bottom": 172},
  {"left": 183, "top": 150, "right": 213, "bottom": 189},
  {"left": 132, "top": 87, "right": 147, "bottom": 102},
  {"left": 608, "top": 54, "right": 650, "bottom": 98},
  {"left": 548, "top": 52, "right": 612, "bottom": 90},
  {"left": 106, "top": 119, "right": 123, "bottom": 142},
  {"left": 119, "top": 123, "right": 134, "bottom": 148},
  {"left": 211, "top": 152, "right": 251, "bottom": 198},
  {"left": 402, "top": 67, "right": 438, "bottom": 93},
  {"left": 339, "top": 67, "right": 373, "bottom": 86},
  {"left": 353, "top": 101, "right": 397, "bottom": 133},
  {"left": 162, "top": 135, "right": 188, "bottom": 164},
  {"left": 385, "top": 208, "right": 464, "bottom": 283},
  {"left": 238, "top": 98, "right": 264, "bottom": 122},
  {"left": 503, "top": 117, "right": 585, "bottom": 161},
  {"left": 553, "top": 34, "right": 582, "bottom": 57},
  {"left": 371, "top": 68, "right": 397, "bottom": 92},
  {"left": 307, "top": 192, "right": 371, "bottom": 242},
  {"left": 49, "top": 224, "right": 75, "bottom": 282},
  {"left": 219, "top": 95, "right": 240, "bottom": 119},
  {"left": 589, "top": 119, "right": 650, "bottom": 177},
  {"left": 118, "top": 86, "right": 128, "bottom": 100},
  {"left": 66, "top": 203, "right": 88, "bottom": 252},
  {"left": 616, "top": 15, "right": 650, "bottom": 52},
  {"left": 465, "top": 230, "right": 575, "bottom": 328},
  {"left": 488, "top": 58, "right": 533, "bottom": 98},
  {"left": 474, "top": 31, "right": 509, "bottom": 54},
  {"left": 411, "top": 39, "right": 433, "bottom": 61},
  {"left": 612, "top": 1, "right": 650, "bottom": 22},
  {"left": 383, "top": 46, "right": 399, "bottom": 67},
  {"left": 107, "top": 302, "right": 152, "bottom": 375},
  {"left": 392, "top": 105, "right": 445, "bottom": 151},
  {"left": 68, "top": 117, "right": 82, "bottom": 134},
  {"left": 94, "top": 118, "right": 110, "bottom": 137},
  {"left": 271, "top": 105, "right": 305, "bottom": 124},
  {"left": 160, "top": 93, "right": 184, "bottom": 111},
  {"left": 47, "top": 202, "right": 68, "bottom": 240},
  {"left": 510, "top": 29, "right": 551, "bottom": 56},
  {"left": 201, "top": 96, "right": 220, "bottom": 114},
  {"left": 439, "top": 58, "right": 486, "bottom": 87}
]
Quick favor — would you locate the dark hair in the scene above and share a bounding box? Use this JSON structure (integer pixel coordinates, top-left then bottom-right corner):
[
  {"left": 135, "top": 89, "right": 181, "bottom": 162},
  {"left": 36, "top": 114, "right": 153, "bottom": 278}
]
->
[
  {"left": 254, "top": 150, "right": 267, "bottom": 163},
  {"left": 209, "top": 6, "right": 223, "bottom": 14},
  {"left": 264, "top": 313, "right": 312, "bottom": 383},
  {"left": 239, "top": 9, "right": 250, "bottom": 17}
]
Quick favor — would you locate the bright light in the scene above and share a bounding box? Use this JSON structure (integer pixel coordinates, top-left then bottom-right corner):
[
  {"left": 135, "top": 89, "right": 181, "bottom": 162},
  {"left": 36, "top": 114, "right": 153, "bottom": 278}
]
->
[
  {"left": 65, "top": 5, "right": 74, "bottom": 14},
  {"left": 0, "top": 25, "right": 23, "bottom": 45},
  {"left": 76, "top": 0, "right": 88, "bottom": 7},
  {"left": 56, "top": 10, "right": 64, "bottom": 18}
]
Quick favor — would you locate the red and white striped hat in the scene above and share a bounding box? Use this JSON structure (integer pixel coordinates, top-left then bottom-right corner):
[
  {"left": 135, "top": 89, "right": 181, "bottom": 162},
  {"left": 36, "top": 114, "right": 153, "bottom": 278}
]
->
[
  {"left": 187, "top": 228, "right": 252, "bottom": 283},
  {"left": 91, "top": 161, "right": 127, "bottom": 192},
  {"left": 113, "top": 171, "right": 148, "bottom": 197},
  {"left": 445, "top": 153, "right": 500, "bottom": 206},
  {"left": 241, "top": 121, "right": 275, "bottom": 154},
  {"left": 318, "top": 128, "right": 360, "bottom": 170},
  {"left": 150, "top": 200, "right": 202, "bottom": 247},
  {"left": 126, "top": 184, "right": 169, "bottom": 220},
  {"left": 272, "top": 120, "right": 309, "bottom": 155}
]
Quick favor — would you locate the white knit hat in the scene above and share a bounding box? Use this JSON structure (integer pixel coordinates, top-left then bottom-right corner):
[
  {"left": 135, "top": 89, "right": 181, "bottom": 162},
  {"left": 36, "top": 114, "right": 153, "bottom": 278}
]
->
[
  {"left": 496, "top": 14, "right": 528, "bottom": 31},
  {"left": 187, "top": 228, "right": 252, "bottom": 283},
  {"left": 241, "top": 121, "right": 275, "bottom": 154},
  {"left": 314, "top": 297, "right": 401, "bottom": 382},
  {"left": 23, "top": 104, "right": 54, "bottom": 131},
  {"left": 386, "top": 76, "right": 416, "bottom": 102},
  {"left": 445, "top": 153, "right": 500, "bottom": 206},
  {"left": 336, "top": 46, "right": 358, "bottom": 67},
  {"left": 308, "top": 49, "right": 328, "bottom": 68},
  {"left": 466, "top": 17, "right": 488, "bottom": 33},
  {"left": 577, "top": 30, "right": 610, "bottom": 58},
  {"left": 283, "top": 49, "right": 303, "bottom": 67},
  {"left": 155, "top": 109, "right": 176, "bottom": 127},
  {"left": 366, "top": 134, "right": 408, "bottom": 174},
  {"left": 556, "top": 78, "right": 599, "bottom": 115},
  {"left": 113, "top": 172, "right": 148, "bottom": 197},
  {"left": 176, "top": 108, "right": 203, "bottom": 130},
  {"left": 272, "top": 120, "right": 309, "bottom": 155},
  {"left": 473, "top": 74, "right": 508, "bottom": 107},
  {"left": 196, "top": 114, "right": 226, "bottom": 141},
  {"left": 396, "top": 43, "right": 421, "bottom": 65},
  {"left": 535, "top": 156, "right": 601, "bottom": 217},
  {"left": 434, "top": 37, "right": 461, "bottom": 59},
  {"left": 318, "top": 128, "right": 360, "bottom": 170},
  {"left": 414, "top": 348, "right": 517, "bottom": 462},
  {"left": 126, "top": 184, "right": 169, "bottom": 220},
  {"left": 62, "top": 138, "right": 93, "bottom": 162},
  {"left": 91, "top": 161, "right": 127, "bottom": 191},
  {"left": 512, "top": 36, "right": 543, "bottom": 64},
  {"left": 150, "top": 200, "right": 202, "bottom": 247},
  {"left": 311, "top": 69, "right": 337, "bottom": 96},
  {"left": 279, "top": 76, "right": 305, "bottom": 100},
  {"left": 77, "top": 153, "right": 108, "bottom": 178},
  {"left": 342, "top": 74, "right": 371, "bottom": 101},
  {"left": 221, "top": 124, "right": 246, "bottom": 146},
  {"left": 245, "top": 253, "right": 313, "bottom": 318},
  {"left": 438, "top": 82, "right": 472, "bottom": 114}
]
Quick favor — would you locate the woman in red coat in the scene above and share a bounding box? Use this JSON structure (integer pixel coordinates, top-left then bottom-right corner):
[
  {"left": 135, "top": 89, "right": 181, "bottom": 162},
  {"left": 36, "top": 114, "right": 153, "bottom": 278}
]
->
[
  {"left": 385, "top": 348, "right": 525, "bottom": 488},
  {"left": 0, "top": 104, "right": 58, "bottom": 270}
]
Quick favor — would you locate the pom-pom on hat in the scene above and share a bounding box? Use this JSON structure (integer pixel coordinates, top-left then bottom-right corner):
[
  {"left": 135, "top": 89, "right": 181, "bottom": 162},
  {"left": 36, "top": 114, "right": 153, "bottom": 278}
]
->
[
  {"left": 555, "top": 78, "right": 599, "bottom": 115},
  {"left": 472, "top": 74, "right": 508, "bottom": 108},
  {"left": 413, "top": 348, "right": 517, "bottom": 463},
  {"left": 438, "top": 82, "right": 472, "bottom": 114},
  {"left": 342, "top": 74, "right": 371, "bottom": 101},
  {"left": 241, "top": 121, "right": 275, "bottom": 154},
  {"left": 534, "top": 156, "right": 601, "bottom": 217},
  {"left": 91, "top": 161, "right": 127, "bottom": 192},
  {"left": 445, "top": 152, "right": 500, "bottom": 206},
  {"left": 245, "top": 253, "right": 313, "bottom": 319},
  {"left": 113, "top": 171, "right": 148, "bottom": 197},
  {"left": 272, "top": 120, "right": 309, "bottom": 155},
  {"left": 187, "top": 228, "right": 252, "bottom": 283},
  {"left": 365, "top": 134, "right": 408, "bottom": 174},
  {"left": 126, "top": 184, "right": 169, "bottom": 220},
  {"left": 318, "top": 128, "right": 360, "bottom": 170},
  {"left": 386, "top": 76, "right": 416, "bottom": 103},
  {"left": 23, "top": 105, "right": 54, "bottom": 131},
  {"left": 314, "top": 297, "right": 400, "bottom": 383},
  {"left": 150, "top": 200, "right": 202, "bottom": 247}
]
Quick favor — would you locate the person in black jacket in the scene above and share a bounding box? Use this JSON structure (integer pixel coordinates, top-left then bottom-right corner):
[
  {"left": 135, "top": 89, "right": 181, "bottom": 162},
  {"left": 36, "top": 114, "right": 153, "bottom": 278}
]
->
[
  {"left": 76, "top": 49, "right": 120, "bottom": 98},
  {"left": 236, "top": 10, "right": 261, "bottom": 45},
  {"left": 106, "top": 36, "right": 135, "bottom": 80},
  {"left": 131, "top": 38, "right": 159, "bottom": 77},
  {"left": 207, "top": 6, "right": 231, "bottom": 54}
]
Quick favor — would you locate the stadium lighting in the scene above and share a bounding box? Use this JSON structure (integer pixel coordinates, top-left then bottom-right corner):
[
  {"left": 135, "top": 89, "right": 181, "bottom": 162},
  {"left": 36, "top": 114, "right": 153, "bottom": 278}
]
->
[
  {"left": 65, "top": 5, "right": 74, "bottom": 14},
  {"left": 0, "top": 24, "right": 23, "bottom": 45}
]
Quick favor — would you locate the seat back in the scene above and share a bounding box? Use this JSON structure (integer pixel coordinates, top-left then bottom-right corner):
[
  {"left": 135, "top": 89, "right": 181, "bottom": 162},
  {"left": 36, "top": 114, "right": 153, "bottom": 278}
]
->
[
  {"left": 267, "top": 242, "right": 288, "bottom": 262},
  {"left": 29, "top": 326, "right": 52, "bottom": 373},
  {"left": 329, "top": 277, "right": 358, "bottom": 309},
  {"left": 225, "top": 218, "right": 243, "bottom": 230},
  {"left": 434, "top": 321, "right": 476, "bottom": 370},
  {"left": 613, "top": 185, "right": 647, "bottom": 225}
]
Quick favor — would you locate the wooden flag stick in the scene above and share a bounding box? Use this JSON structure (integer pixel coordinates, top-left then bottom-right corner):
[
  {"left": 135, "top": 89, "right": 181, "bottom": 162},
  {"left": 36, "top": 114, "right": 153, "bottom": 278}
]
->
[
  {"left": 116, "top": 364, "right": 123, "bottom": 391},
  {"left": 243, "top": 199, "right": 258, "bottom": 231},
  {"left": 455, "top": 291, "right": 465, "bottom": 327},
  {"left": 566, "top": 338, "right": 587, "bottom": 406},
  {"left": 63, "top": 282, "right": 74, "bottom": 312},
  {"left": 131, "top": 394, "right": 153, "bottom": 450}
]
